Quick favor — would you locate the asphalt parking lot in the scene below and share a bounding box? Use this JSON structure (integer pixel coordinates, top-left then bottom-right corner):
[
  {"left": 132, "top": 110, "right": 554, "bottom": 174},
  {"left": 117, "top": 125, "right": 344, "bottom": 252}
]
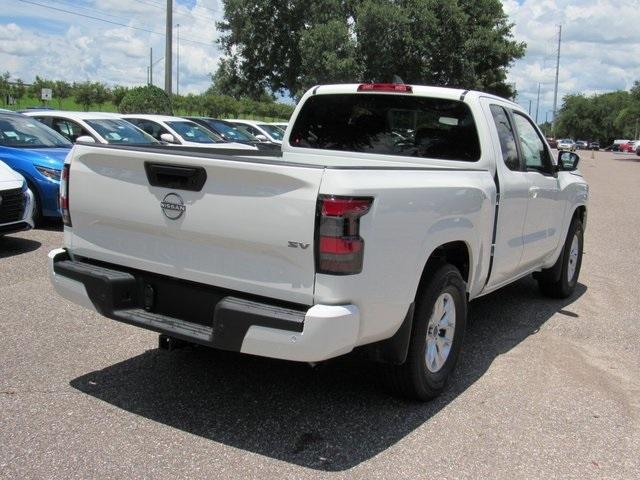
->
[{"left": 1, "top": 150, "right": 639, "bottom": 479}]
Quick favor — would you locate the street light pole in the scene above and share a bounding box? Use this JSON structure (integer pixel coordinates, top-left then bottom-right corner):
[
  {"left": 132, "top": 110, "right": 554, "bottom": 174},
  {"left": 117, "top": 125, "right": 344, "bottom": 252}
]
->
[
  {"left": 164, "top": 0, "right": 172, "bottom": 95},
  {"left": 176, "top": 23, "right": 180, "bottom": 96},
  {"left": 149, "top": 47, "right": 153, "bottom": 86},
  {"left": 535, "top": 83, "right": 541, "bottom": 123}
]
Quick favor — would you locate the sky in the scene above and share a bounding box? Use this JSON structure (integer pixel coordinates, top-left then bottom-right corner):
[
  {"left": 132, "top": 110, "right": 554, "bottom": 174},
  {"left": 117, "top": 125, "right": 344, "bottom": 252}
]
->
[{"left": 0, "top": 0, "right": 639, "bottom": 121}]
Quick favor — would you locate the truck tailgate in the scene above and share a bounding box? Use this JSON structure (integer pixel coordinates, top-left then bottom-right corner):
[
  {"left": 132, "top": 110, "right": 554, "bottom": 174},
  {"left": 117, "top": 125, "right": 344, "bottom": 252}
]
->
[{"left": 67, "top": 146, "right": 323, "bottom": 305}]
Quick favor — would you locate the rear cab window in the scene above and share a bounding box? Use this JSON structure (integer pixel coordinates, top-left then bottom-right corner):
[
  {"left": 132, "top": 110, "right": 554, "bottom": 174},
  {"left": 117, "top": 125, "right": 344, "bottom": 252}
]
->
[{"left": 289, "top": 94, "right": 481, "bottom": 161}]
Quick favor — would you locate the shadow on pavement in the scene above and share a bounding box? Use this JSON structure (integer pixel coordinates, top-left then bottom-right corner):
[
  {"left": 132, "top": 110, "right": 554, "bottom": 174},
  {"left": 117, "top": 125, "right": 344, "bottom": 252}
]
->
[
  {"left": 0, "top": 235, "right": 41, "bottom": 259},
  {"left": 37, "top": 218, "right": 64, "bottom": 231},
  {"left": 70, "top": 276, "right": 586, "bottom": 471}
]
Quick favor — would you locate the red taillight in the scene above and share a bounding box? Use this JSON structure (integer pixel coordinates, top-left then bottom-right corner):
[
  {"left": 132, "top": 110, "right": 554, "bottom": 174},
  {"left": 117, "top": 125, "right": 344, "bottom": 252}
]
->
[
  {"left": 59, "top": 163, "right": 71, "bottom": 227},
  {"left": 357, "top": 83, "right": 413, "bottom": 93},
  {"left": 317, "top": 195, "right": 373, "bottom": 275}
]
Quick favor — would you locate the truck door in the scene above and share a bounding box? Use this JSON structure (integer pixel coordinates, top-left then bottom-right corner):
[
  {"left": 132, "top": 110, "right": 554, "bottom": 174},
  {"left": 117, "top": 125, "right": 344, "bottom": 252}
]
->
[
  {"left": 482, "top": 102, "right": 530, "bottom": 289},
  {"left": 511, "top": 112, "right": 563, "bottom": 269}
]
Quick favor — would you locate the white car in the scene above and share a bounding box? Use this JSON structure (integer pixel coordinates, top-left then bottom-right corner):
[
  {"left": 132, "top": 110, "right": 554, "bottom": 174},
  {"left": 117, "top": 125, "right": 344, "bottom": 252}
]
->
[
  {"left": 23, "top": 111, "right": 158, "bottom": 145},
  {"left": 0, "top": 161, "right": 33, "bottom": 235},
  {"left": 269, "top": 122, "right": 289, "bottom": 130},
  {"left": 228, "top": 119, "right": 285, "bottom": 144},
  {"left": 48, "top": 83, "right": 588, "bottom": 401},
  {"left": 120, "top": 114, "right": 257, "bottom": 150},
  {"left": 557, "top": 139, "right": 576, "bottom": 151}
]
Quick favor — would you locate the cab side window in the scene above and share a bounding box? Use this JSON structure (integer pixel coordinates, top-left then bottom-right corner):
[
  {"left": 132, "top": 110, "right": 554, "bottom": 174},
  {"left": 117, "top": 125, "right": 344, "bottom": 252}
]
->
[
  {"left": 127, "top": 119, "right": 167, "bottom": 140},
  {"left": 51, "top": 118, "right": 90, "bottom": 142},
  {"left": 34, "top": 116, "right": 53, "bottom": 129},
  {"left": 512, "top": 113, "right": 552, "bottom": 172},
  {"left": 489, "top": 105, "right": 520, "bottom": 171}
]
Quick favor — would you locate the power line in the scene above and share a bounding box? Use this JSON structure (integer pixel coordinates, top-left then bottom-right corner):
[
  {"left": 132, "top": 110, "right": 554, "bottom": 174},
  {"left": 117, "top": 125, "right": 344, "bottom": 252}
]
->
[
  {"left": 144, "top": 0, "right": 221, "bottom": 15},
  {"left": 16, "top": 0, "right": 215, "bottom": 48},
  {"left": 132, "top": 0, "right": 217, "bottom": 22}
]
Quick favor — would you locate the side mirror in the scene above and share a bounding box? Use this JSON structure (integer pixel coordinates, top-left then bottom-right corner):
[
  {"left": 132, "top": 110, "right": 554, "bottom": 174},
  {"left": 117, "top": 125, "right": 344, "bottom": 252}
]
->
[
  {"left": 75, "top": 135, "right": 96, "bottom": 143},
  {"left": 160, "top": 133, "right": 178, "bottom": 144},
  {"left": 558, "top": 151, "right": 580, "bottom": 171},
  {"left": 254, "top": 134, "right": 268, "bottom": 141}
]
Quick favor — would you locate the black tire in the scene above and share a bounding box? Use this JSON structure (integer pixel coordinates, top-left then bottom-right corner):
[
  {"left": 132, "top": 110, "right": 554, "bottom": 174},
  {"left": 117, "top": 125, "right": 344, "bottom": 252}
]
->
[
  {"left": 538, "top": 216, "right": 583, "bottom": 298},
  {"left": 382, "top": 264, "right": 467, "bottom": 401}
]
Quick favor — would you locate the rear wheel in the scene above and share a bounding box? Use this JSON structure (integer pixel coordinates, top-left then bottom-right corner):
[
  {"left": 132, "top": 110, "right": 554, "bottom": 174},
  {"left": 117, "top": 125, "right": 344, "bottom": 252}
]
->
[
  {"left": 382, "top": 264, "right": 467, "bottom": 401},
  {"left": 538, "top": 216, "right": 583, "bottom": 298}
]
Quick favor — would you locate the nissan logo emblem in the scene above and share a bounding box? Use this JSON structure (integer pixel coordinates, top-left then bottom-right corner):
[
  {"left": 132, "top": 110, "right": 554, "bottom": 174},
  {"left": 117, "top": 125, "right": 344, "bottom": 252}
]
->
[{"left": 160, "top": 193, "right": 186, "bottom": 220}]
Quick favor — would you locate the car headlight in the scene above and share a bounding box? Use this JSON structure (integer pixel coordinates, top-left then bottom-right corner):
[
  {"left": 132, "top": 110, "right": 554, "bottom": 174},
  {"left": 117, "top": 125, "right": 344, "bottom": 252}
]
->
[{"left": 36, "top": 166, "right": 61, "bottom": 181}]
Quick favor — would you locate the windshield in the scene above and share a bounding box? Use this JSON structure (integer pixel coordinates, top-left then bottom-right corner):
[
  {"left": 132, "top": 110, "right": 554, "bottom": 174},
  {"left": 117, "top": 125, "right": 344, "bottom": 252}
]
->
[
  {"left": 166, "top": 121, "right": 222, "bottom": 143},
  {"left": 289, "top": 94, "right": 480, "bottom": 161},
  {"left": 208, "top": 120, "right": 256, "bottom": 142},
  {"left": 0, "top": 115, "right": 71, "bottom": 148},
  {"left": 258, "top": 123, "right": 285, "bottom": 140},
  {"left": 85, "top": 119, "right": 158, "bottom": 144}
]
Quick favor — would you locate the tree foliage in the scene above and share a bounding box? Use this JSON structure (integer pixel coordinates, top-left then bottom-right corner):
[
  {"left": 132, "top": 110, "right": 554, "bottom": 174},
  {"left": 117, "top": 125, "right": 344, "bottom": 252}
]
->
[
  {"left": 554, "top": 85, "right": 640, "bottom": 144},
  {"left": 54, "top": 80, "right": 72, "bottom": 108},
  {"left": 119, "top": 85, "right": 172, "bottom": 114},
  {"left": 111, "top": 85, "right": 129, "bottom": 108},
  {"left": 74, "top": 81, "right": 111, "bottom": 111},
  {"left": 216, "top": 0, "right": 525, "bottom": 99}
]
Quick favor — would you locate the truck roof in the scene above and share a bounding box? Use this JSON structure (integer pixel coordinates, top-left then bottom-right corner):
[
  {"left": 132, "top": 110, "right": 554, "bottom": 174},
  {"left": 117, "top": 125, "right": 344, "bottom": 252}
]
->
[{"left": 309, "top": 83, "right": 520, "bottom": 110}]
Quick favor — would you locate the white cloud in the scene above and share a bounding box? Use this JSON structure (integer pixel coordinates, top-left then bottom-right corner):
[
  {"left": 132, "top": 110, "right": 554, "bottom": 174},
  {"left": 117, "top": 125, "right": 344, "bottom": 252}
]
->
[
  {"left": 2, "top": 0, "right": 638, "bottom": 112},
  {"left": 503, "top": 0, "right": 640, "bottom": 122},
  {"left": 0, "top": 0, "right": 222, "bottom": 93}
]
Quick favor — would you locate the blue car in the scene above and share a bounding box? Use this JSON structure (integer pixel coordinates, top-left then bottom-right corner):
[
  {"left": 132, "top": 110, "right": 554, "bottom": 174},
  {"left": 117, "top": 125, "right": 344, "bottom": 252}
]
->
[{"left": 0, "top": 113, "right": 71, "bottom": 224}]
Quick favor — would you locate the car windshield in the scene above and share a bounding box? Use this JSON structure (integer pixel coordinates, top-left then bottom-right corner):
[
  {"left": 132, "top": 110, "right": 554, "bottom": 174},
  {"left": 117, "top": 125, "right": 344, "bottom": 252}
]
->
[
  {"left": 0, "top": 115, "right": 71, "bottom": 148},
  {"left": 166, "top": 121, "right": 222, "bottom": 143},
  {"left": 85, "top": 119, "right": 158, "bottom": 144},
  {"left": 289, "top": 93, "right": 481, "bottom": 161},
  {"left": 208, "top": 120, "right": 256, "bottom": 142},
  {"left": 258, "top": 123, "right": 285, "bottom": 140}
]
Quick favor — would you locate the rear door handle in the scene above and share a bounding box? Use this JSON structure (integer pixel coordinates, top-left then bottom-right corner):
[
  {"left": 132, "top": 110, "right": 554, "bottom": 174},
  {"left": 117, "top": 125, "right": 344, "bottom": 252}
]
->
[{"left": 144, "top": 162, "right": 207, "bottom": 192}]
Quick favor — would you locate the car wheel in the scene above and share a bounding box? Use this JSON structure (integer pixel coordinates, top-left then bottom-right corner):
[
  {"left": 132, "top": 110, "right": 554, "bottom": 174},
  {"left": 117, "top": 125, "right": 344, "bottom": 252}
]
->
[
  {"left": 382, "top": 263, "right": 467, "bottom": 401},
  {"left": 537, "top": 216, "right": 583, "bottom": 299}
]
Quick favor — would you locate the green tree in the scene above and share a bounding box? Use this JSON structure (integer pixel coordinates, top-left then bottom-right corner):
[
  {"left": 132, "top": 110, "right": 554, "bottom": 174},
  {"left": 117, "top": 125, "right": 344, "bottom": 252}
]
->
[
  {"left": 74, "top": 81, "right": 96, "bottom": 111},
  {"left": 10, "top": 79, "right": 26, "bottom": 107},
  {"left": 119, "top": 85, "right": 172, "bottom": 114},
  {"left": 554, "top": 89, "right": 637, "bottom": 145},
  {"left": 0, "top": 72, "right": 11, "bottom": 105},
  {"left": 111, "top": 85, "right": 129, "bottom": 108},
  {"left": 93, "top": 83, "right": 111, "bottom": 109},
  {"left": 216, "top": 0, "right": 525, "bottom": 99},
  {"left": 53, "top": 80, "right": 72, "bottom": 109}
]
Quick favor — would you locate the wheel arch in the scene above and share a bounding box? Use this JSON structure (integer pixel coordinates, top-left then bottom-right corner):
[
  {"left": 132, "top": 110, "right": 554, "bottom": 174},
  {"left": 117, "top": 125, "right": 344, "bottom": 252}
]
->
[
  {"left": 418, "top": 241, "right": 471, "bottom": 291},
  {"left": 364, "top": 242, "right": 471, "bottom": 366}
]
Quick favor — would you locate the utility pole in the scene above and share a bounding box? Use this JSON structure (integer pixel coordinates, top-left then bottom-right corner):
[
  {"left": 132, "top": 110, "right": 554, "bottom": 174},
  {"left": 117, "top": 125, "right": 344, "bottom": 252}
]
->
[
  {"left": 149, "top": 47, "right": 153, "bottom": 86},
  {"left": 528, "top": 99, "right": 532, "bottom": 115},
  {"left": 164, "top": 0, "right": 172, "bottom": 95},
  {"left": 176, "top": 23, "right": 180, "bottom": 96},
  {"left": 552, "top": 25, "right": 562, "bottom": 135},
  {"left": 535, "top": 83, "right": 541, "bottom": 123}
]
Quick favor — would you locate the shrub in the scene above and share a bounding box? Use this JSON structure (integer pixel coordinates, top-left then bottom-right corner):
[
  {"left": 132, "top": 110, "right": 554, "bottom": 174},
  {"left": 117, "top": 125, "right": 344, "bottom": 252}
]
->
[{"left": 119, "top": 85, "right": 172, "bottom": 114}]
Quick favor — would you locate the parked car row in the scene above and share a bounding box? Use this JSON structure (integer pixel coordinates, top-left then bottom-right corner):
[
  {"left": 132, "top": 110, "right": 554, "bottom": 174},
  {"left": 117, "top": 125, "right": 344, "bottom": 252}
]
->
[{"left": 0, "top": 109, "right": 288, "bottom": 226}]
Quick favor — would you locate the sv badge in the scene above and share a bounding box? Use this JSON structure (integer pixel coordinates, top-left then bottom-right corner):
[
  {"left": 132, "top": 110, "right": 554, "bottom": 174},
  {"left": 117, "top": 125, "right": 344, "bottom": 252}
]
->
[{"left": 288, "top": 241, "right": 310, "bottom": 249}]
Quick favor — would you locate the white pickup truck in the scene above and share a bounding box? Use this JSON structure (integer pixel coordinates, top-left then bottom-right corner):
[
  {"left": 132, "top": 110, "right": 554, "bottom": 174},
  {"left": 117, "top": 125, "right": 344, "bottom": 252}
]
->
[{"left": 48, "top": 84, "right": 588, "bottom": 400}]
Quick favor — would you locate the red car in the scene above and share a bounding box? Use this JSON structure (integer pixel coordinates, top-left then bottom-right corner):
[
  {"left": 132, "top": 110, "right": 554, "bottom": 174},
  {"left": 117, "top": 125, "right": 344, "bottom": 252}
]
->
[{"left": 620, "top": 141, "right": 635, "bottom": 153}]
